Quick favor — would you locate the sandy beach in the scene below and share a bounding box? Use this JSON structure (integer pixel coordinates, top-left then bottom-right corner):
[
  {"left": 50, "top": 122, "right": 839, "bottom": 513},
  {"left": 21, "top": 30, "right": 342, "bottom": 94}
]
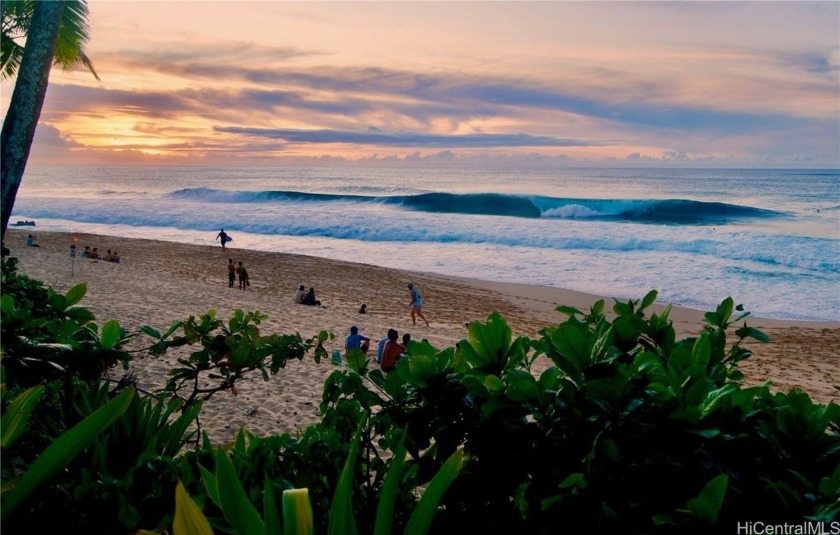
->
[{"left": 6, "top": 229, "right": 838, "bottom": 444}]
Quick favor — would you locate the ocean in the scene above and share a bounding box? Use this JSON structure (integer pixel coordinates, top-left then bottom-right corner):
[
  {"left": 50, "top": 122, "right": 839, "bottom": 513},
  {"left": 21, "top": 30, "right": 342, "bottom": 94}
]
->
[{"left": 9, "top": 165, "right": 839, "bottom": 322}]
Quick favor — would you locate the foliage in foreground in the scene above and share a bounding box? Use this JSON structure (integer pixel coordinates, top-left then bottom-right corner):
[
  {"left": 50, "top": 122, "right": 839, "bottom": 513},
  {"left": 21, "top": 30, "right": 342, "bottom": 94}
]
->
[{"left": 1, "top": 255, "right": 838, "bottom": 534}]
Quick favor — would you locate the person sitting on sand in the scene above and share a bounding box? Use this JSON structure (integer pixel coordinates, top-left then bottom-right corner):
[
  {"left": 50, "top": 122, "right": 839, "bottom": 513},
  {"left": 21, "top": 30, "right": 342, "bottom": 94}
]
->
[
  {"left": 380, "top": 329, "right": 406, "bottom": 372},
  {"left": 376, "top": 330, "right": 392, "bottom": 364},
  {"left": 111, "top": 251, "right": 121, "bottom": 263},
  {"left": 345, "top": 326, "right": 370, "bottom": 355},
  {"left": 103, "top": 249, "right": 114, "bottom": 262},
  {"left": 82, "top": 246, "right": 91, "bottom": 258},
  {"left": 304, "top": 287, "right": 321, "bottom": 306},
  {"left": 90, "top": 247, "right": 100, "bottom": 260},
  {"left": 359, "top": 304, "right": 367, "bottom": 314},
  {"left": 294, "top": 285, "right": 306, "bottom": 304},
  {"left": 26, "top": 234, "right": 40, "bottom": 247}
]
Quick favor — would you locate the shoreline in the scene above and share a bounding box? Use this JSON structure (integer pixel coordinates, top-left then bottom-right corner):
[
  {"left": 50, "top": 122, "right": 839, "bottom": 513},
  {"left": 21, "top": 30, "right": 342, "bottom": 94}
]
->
[{"left": 5, "top": 229, "right": 838, "bottom": 442}]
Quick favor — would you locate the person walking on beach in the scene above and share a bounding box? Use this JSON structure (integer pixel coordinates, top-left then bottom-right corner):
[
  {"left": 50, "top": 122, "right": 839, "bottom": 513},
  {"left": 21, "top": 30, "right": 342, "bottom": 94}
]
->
[
  {"left": 406, "top": 283, "right": 429, "bottom": 327},
  {"left": 236, "top": 261, "right": 249, "bottom": 290},
  {"left": 227, "top": 258, "right": 236, "bottom": 288},
  {"left": 216, "top": 229, "right": 231, "bottom": 250}
]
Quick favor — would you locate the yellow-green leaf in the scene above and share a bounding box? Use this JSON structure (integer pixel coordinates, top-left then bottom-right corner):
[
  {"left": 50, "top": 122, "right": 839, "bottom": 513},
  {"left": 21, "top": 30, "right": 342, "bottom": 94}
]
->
[
  {"left": 174, "top": 480, "right": 214, "bottom": 535},
  {"left": 404, "top": 449, "right": 465, "bottom": 535},
  {"left": 283, "top": 488, "right": 314, "bottom": 535},
  {"left": 1, "top": 386, "right": 44, "bottom": 448},
  {"left": 215, "top": 450, "right": 264, "bottom": 535}
]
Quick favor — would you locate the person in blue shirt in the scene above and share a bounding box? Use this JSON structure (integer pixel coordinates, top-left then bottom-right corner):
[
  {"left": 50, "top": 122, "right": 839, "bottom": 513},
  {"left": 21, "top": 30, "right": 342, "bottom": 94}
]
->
[
  {"left": 407, "top": 283, "right": 429, "bottom": 327},
  {"left": 345, "top": 325, "right": 371, "bottom": 355}
]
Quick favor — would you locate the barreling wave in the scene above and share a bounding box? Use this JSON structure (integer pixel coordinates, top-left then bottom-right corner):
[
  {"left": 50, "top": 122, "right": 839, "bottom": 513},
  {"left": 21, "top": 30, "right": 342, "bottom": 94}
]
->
[{"left": 166, "top": 188, "right": 781, "bottom": 225}]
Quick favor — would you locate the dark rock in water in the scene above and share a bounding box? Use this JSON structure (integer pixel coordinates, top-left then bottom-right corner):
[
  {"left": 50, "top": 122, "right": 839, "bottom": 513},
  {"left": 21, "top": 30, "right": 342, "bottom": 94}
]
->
[{"left": 13, "top": 220, "right": 36, "bottom": 226}]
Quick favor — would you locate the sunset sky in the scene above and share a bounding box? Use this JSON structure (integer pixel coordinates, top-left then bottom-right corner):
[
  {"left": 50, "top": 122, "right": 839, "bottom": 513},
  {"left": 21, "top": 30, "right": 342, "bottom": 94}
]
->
[{"left": 2, "top": 1, "right": 838, "bottom": 167}]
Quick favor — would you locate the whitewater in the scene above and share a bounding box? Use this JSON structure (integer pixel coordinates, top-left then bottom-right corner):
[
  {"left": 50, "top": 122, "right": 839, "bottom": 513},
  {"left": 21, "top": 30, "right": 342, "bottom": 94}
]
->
[{"left": 10, "top": 166, "right": 839, "bottom": 322}]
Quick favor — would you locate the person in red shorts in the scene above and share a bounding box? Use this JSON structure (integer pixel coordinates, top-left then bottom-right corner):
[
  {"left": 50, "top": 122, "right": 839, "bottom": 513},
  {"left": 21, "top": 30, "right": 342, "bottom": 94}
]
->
[{"left": 380, "top": 328, "right": 406, "bottom": 372}]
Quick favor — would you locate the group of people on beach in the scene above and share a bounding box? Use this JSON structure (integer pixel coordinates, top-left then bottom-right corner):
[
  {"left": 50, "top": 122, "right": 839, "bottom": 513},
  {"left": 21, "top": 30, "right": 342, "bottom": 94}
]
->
[
  {"left": 213, "top": 229, "right": 429, "bottom": 348},
  {"left": 344, "top": 325, "right": 412, "bottom": 373},
  {"left": 227, "top": 258, "right": 250, "bottom": 290},
  {"left": 294, "top": 285, "right": 322, "bottom": 307},
  {"left": 74, "top": 244, "right": 121, "bottom": 263}
]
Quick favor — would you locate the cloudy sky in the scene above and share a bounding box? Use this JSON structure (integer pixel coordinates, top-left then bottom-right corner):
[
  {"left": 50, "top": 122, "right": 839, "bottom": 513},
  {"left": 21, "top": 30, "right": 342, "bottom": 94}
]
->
[{"left": 2, "top": 1, "right": 838, "bottom": 167}]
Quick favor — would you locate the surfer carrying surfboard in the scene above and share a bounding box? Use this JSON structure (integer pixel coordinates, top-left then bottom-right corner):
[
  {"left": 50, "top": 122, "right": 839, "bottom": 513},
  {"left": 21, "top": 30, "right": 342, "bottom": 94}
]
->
[{"left": 216, "top": 228, "right": 232, "bottom": 250}]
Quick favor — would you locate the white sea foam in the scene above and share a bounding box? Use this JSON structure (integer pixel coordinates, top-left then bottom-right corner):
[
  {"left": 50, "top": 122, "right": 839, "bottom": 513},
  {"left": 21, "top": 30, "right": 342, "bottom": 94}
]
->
[{"left": 11, "top": 165, "right": 839, "bottom": 321}]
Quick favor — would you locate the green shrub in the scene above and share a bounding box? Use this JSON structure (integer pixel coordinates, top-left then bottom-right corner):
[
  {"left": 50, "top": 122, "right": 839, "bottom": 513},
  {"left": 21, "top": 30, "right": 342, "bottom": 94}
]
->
[
  {"left": 316, "top": 291, "right": 839, "bottom": 533},
  {"left": 2, "top": 258, "right": 837, "bottom": 533}
]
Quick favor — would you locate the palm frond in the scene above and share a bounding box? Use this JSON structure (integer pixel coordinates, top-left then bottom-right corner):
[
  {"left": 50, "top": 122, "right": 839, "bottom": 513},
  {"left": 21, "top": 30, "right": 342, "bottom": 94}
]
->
[
  {"left": 1, "top": 0, "right": 98, "bottom": 80},
  {"left": 1, "top": 0, "right": 30, "bottom": 80},
  {"left": 53, "top": 0, "right": 98, "bottom": 79}
]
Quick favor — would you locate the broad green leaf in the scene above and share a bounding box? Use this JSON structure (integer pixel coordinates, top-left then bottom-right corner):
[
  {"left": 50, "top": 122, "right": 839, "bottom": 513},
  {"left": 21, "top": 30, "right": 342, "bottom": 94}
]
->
[
  {"left": 264, "top": 480, "right": 281, "bottom": 535},
  {"left": 64, "top": 305, "right": 95, "bottom": 323},
  {"left": 699, "top": 384, "right": 739, "bottom": 420},
  {"left": 717, "top": 298, "right": 734, "bottom": 325},
  {"left": 484, "top": 374, "right": 504, "bottom": 393},
  {"left": 404, "top": 449, "right": 465, "bottom": 535},
  {"left": 613, "top": 300, "right": 633, "bottom": 316},
  {"left": 64, "top": 283, "right": 87, "bottom": 306},
  {"left": 162, "top": 321, "right": 184, "bottom": 339},
  {"left": 140, "top": 325, "right": 162, "bottom": 339},
  {"left": 198, "top": 463, "right": 220, "bottom": 509},
  {"left": 283, "top": 489, "right": 313, "bottom": 535},
  {"left": 463, "top": 313, "right": 512, "bottom": 369},
  {"left": 1, "top": 386, "right": 44, "bottom": 448},
  {"left": 373, "top": 432, "right": 408, "bottom": 535},
  {"left": 174, "top": 480, "right": 214, "bottom": 535},
  {"left": 215, "top": 450, "right": 265, "bottom": 535},
  {"left": 1, "top": 294, "right": 14, "bottom": 315},
  {"left": 558, "top": 472, "right": 587, "bottom": 489},
  {"left": 328, "top": 418, "right": 366, "bottom": 535},
  {"left": 691, "top": 334, "right": 711, "bottom": 369},
  {"left": 1, "top": 387, "right": 135, "bottom": 520},
  {"left": 100, "top": 320, "right": 123, "bottom": 350},
  {"left": 345, "top": 348, "right": 368, "bottom": 372},
  {"left": 548, "top": 324, "right": 589, "bottom": 381},
  {"left": 686, "top": 473, "right": 728, "bottom": 525},
  {"left": 735, "top": 325, "right": 770, "bottom": 343},
  {"left": 818, "top": 464, "right": 840, "bottom": 498},
  {"left": 409, "top": 354, "right": 435, "bottom": 387},
  {"left": 506, "top": 370, "right": 539, "bottom": 403},
  {"left": 640, "top": 290, "right": 658, "bottom": 311},
  {"left": 555, "top": 305, "right": 584, "bottom": 317}
]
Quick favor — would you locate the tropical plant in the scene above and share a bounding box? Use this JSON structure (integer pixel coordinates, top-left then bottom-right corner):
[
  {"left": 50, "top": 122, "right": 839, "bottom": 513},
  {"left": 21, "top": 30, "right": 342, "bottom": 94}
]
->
[
  {"left": 1, "top": 0, "right": 98, "bottom": 240},
  {"left": 161, "top": 419, "right": 464, "bottom": 535},
  {"left": 1, "top": 0, "right": 99, "bottom": 80},
  {"left": 142, "top": 309, "right": 332, "bottom": 419},
  {"left": 313, "top": 291, "right": 840, "bottom": 533},
  {"left": 1, "top": 386, "right": 135, "bottom": 524},
  {"left": 2, "top": 262, "right": 837, "bottom": 533},
  {"left": 0, "top": 275, "right": 133, "bottom": 388}
]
